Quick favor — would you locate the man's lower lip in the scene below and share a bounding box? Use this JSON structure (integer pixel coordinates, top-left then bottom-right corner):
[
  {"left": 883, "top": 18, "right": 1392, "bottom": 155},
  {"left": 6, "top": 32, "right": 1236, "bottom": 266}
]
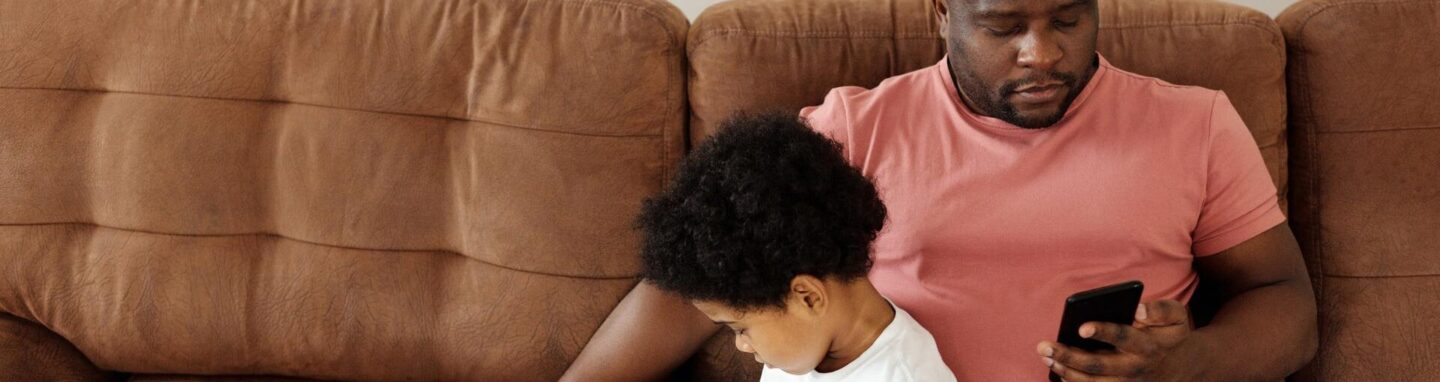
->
[{"left": 1012, "top": 86, "right": 1063, "bottom": 103}]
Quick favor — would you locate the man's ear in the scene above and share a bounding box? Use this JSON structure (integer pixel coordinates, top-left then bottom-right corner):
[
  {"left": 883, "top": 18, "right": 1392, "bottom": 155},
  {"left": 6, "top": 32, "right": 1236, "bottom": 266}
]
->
[
  {"left": 933, "top": 0, "right": 952, "bottom": 40},
  {"left": 789, "top": 275, "right": 828, "bottom": 314}
]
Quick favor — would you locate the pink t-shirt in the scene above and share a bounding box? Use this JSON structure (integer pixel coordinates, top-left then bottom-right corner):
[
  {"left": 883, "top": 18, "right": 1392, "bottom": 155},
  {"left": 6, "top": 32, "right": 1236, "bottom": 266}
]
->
[{"left": 800, "top": 55, "right": 1285, "bottom": 381}]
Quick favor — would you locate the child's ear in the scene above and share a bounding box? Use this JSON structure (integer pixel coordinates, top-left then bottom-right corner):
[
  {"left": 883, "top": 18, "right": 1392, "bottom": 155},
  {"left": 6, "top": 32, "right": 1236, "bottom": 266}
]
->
[{"left": 789, "top": 275, "right": 828, "bottom": 313}]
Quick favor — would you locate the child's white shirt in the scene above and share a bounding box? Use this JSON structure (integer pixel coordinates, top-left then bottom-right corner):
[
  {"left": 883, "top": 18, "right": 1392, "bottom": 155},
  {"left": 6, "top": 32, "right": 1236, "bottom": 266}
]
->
[{"left": 759, "top": 305, "right": 957, "bottom": 382}]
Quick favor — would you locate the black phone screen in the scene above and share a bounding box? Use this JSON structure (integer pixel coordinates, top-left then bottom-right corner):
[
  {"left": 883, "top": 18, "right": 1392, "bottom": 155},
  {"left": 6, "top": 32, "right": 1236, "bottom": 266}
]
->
[{"left": 1050, "top": 280, "right": 1144, "bottom": 382}]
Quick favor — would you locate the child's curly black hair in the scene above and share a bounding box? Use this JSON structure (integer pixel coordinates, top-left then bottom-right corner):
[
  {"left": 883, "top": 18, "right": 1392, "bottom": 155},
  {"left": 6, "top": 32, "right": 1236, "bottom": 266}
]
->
[{"left": 637, "top": 112, "right": 887, "bottom": 312}]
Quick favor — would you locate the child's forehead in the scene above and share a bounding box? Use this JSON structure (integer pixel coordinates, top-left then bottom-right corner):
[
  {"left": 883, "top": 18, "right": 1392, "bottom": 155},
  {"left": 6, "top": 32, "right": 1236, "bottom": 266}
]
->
[
  {"left": 691, "top": 300, "right": 783, "bottom": 322},
  {"left": 691, "top": 300, "right": 743, "bottom": 318}
]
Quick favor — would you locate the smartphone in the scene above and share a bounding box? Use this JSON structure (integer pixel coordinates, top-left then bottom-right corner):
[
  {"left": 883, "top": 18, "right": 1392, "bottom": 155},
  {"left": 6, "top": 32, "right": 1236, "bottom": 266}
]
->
[{"left": 1049, "top": 280, "right": 1144, "bottom": 382}]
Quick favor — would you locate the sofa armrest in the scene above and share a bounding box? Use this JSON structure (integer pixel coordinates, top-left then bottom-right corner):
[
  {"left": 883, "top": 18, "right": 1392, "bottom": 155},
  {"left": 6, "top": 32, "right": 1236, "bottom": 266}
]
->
[{"left": 0, "top": 313, "right": 112, "bottom": 381}]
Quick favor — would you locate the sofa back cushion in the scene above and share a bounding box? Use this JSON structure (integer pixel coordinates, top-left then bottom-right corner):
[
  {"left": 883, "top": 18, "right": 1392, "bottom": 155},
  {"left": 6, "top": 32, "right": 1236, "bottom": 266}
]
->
[
  {"left": 0, "top": 0, "right": 687, "bottom": 379},
  {"left": 1280, "top": 0, "right": 1440, "bottom": 380}
]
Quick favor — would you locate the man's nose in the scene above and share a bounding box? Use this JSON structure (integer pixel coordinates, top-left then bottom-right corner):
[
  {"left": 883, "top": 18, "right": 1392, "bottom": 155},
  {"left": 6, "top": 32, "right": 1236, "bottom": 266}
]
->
[{"left": 1016, "top": 28, "right": 1063, "bottom": 71}]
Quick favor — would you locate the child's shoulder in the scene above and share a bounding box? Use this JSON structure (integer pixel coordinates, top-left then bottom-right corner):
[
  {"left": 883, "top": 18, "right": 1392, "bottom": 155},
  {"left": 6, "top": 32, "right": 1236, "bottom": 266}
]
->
[{"left": 882, "top": 307, "right": 958, "bottom": 382}]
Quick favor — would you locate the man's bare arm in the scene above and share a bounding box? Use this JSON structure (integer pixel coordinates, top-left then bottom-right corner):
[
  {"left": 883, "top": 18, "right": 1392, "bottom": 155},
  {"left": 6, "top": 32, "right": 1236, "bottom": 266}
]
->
[
  {"left": 1041, "top": 223, "right": 1317, "bottom": 381},
  {"left": 561, "top": 282, "right": 720, "bottom": 382},
  {"left": 1191, "top": 223, "right": 1319, "bottom": 380}
]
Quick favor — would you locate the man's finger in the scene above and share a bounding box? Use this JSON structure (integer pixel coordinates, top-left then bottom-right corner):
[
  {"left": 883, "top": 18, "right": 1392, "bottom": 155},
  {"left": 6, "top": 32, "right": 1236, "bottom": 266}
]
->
[
  {"left": 1081, "top": 322, "right": 1158, "bottom": 355},
  {"left": 1050, "top": 360, "right": 1098, "bottom": 382},
  {"left": 1038, "top": 341, "right": 1144, "bottom": 377},
  {"left": 1047, "top": 356, "right": 1127, "bottom": 382},
  {"left": 1136, "top": 300, "right": 1188, "bottom": 327}
]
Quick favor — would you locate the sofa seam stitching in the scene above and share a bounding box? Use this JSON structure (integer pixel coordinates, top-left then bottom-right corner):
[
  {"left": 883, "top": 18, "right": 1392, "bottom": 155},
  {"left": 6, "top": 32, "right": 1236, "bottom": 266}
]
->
[
  {"left": 1, "top": 86, "right": 666, "bottom": 139},
  {"left": 0, "top": 222, "right": 639, "bottom": 280},
  {"left": 688, "top": 20, "right": 1286, "bottom": 64}
]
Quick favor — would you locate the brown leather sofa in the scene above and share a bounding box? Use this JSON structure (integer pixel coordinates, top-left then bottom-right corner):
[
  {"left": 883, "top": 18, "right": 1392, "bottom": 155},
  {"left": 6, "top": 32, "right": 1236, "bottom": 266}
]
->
[
  {"left": 0, "top": 0, "right": 1435, "bottom": 380},
  {"left": 0, "top": 0, "right": 687, "bottom": 380},
  {"left": 1280, "top": 0, "right": 1440, "bottom": 380}
]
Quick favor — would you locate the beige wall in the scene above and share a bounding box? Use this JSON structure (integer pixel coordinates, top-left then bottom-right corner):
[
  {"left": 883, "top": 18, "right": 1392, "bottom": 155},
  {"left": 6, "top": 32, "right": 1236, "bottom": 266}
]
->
[
  {"left": 1226, "top": 0, "right": 1302, "bottom": 15},
  {"left": 670, "top": 0, "right": 1301, "bottom": 20}
]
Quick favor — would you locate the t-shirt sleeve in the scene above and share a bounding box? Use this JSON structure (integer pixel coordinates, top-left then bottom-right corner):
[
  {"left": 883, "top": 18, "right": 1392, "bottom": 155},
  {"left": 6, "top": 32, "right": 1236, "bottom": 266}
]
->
[
  {"left": 799, "top": 87, "right": 854, "bottom": 162},
  {"left": 1192, "top": 92, "right": 1287, "bottom": 256}
]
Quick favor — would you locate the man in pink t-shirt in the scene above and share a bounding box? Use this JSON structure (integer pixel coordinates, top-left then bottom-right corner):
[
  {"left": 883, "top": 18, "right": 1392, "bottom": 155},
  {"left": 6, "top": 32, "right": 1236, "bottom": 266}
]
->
[
  {"left": 802, "top": 37, "right": 1304, "bottom": 382},
  {"left": 563, "top": 0, "right": 1316, "bottom": 381}
]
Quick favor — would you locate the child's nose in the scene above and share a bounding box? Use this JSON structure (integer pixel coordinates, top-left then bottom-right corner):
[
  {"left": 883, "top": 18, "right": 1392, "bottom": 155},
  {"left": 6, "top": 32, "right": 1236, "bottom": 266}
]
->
[{"left": 734, "top": 336, "right": 755, "bottom": 354}]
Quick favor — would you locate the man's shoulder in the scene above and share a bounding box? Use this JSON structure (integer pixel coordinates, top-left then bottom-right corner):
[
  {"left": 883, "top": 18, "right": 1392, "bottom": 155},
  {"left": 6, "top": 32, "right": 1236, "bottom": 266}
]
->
[
  {"left": 800, "top": 63, "right": 944, "bottom": 143},
  {"left": 1099, "top": 62, "right": 1224, "bottom": 111},
  {"left": 808, "top": 63, "right": 943, "bottom": 116}
]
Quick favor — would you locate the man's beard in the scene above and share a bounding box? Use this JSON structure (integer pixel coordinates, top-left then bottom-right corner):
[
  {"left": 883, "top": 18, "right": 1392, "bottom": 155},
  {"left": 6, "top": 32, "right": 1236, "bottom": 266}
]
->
[{"left": 949, "top": 63, "right": 1092, "bottom": 129}]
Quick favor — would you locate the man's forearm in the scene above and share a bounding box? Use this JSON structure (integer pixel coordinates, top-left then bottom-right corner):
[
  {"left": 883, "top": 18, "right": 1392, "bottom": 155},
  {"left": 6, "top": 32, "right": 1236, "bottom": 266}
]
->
[
  {"left": 561, "top": 282, "right": 720, "bottom": 382},
  {"left": 1190, "top": 279, "right": 1318, "bottom": 381}
]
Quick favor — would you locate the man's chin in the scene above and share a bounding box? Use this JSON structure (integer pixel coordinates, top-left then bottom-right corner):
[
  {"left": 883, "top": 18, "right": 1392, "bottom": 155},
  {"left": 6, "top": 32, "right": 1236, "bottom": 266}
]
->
[{"left": 1002, "top": 110, "right": 1066, "bottom": 129}]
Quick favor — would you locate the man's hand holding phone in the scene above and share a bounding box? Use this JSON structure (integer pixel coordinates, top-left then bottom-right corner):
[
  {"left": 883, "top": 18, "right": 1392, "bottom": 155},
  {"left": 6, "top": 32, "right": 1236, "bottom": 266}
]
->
[{"left": 1038, "top": 298, "right": 1203, "bottom": 382}]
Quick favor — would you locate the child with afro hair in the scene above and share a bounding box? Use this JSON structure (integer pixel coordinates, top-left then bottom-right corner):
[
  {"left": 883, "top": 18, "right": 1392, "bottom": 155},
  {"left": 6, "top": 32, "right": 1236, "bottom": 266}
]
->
[{"left": 637, "top": 112, "right": 956, "bottom": 381}]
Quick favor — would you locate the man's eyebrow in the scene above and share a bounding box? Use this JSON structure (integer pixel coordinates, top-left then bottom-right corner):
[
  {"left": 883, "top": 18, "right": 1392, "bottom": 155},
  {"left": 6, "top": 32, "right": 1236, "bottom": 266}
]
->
[
  {"left": 972, "top": 8, "right": 1024, "bottom": 19},
  {"left": 712, "top": 320, "right": 734, "bottom": 325},
  {"left": 1055, "top": 0, "right": 1095, "bottom": 13},
  {"left": 973, "top": 0, "right": 1094, "bottom": 19}
]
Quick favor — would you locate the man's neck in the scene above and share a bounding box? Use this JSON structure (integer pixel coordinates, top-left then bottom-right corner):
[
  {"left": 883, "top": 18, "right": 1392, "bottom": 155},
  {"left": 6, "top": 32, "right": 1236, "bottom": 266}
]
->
[{"left": 814, "top": 279, "right": 896, "bottom": 373}]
